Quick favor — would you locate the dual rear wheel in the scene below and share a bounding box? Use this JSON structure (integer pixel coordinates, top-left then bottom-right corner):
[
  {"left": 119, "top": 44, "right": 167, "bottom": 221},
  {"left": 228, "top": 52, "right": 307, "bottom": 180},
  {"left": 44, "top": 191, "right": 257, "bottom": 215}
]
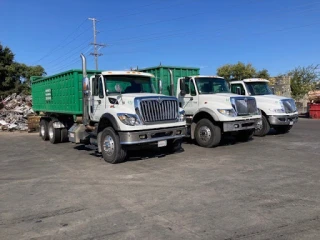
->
[{"left": 39, "top": 120, "right": 68, "bottom": 144}]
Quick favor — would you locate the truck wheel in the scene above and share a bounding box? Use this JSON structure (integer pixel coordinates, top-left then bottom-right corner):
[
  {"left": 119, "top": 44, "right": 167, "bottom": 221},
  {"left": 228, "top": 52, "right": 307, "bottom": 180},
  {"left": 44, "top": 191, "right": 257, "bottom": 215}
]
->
[
  {"left": 254, "top": 115, "right": 270, "bottom": 137},
  {"left": 195, "top": 119, "right": 221, "bottom": 148},
  {"left": 48, "top": 121, "right": 61, "bottom": 144},
  {"left": 236, "top": 129, "right": 254, "bottom": 142},
  {"left": 60, "top": 128, "right": 69, "bottom": 142},
  {"left": 165, "top": 139, "right": 182, "bottom": 154},
  {"left": 274, "top": 125, "right": 292, "bottom": 134},
  {"left": 100, "top": 127, "right": 127, "bottom": 164},
  {"left": 40, "top": 120, "right": 49, "bottom": 141}
]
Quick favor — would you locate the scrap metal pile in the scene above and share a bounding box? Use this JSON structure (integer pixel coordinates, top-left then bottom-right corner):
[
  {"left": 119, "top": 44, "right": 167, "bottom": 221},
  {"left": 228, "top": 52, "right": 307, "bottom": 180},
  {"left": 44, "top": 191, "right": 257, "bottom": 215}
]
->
[{"left": 0, "top": 93, "right": 34, "bottom": 131}]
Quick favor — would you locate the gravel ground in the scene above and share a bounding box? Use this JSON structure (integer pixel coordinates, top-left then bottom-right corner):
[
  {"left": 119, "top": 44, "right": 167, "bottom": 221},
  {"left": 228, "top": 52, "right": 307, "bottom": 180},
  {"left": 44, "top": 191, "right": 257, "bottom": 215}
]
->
[{"left": 0, "top": 118, "right": 319, "bottom": 240}]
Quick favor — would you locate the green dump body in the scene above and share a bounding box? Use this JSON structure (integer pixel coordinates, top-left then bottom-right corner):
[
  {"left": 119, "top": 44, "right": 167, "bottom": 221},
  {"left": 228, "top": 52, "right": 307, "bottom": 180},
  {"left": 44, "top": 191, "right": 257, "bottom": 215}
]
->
[
  {"left": 31, "top": 69, "right": 100, "bottom": 115},
  {"left": 139, "top": 65, "right": 200, "bottom": 96}
]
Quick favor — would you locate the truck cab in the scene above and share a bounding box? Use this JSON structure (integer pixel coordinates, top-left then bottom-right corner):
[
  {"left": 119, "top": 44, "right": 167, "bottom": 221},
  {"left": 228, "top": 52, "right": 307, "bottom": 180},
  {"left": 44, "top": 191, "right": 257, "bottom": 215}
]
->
[
  {"left": 175, "top": 75, "right": 261, "bottom": 147},
  {"left": 229, "top": 78, "right": 298, "bottom": 136}
]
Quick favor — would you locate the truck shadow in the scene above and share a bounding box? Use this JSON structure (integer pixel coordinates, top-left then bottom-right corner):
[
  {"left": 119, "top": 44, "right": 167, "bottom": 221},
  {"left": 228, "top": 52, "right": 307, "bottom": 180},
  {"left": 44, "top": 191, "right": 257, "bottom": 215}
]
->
[
  {"left": 182, "top": 136, "right": 254, "bottom": 147},
  {"left": 73, "top": 144, "right": 185, "bottom": 163}
]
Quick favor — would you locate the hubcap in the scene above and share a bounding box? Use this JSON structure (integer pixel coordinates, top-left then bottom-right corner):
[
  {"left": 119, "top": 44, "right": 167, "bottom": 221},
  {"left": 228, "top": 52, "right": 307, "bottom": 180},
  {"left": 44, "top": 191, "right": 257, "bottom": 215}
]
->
[
  {"left": 49, "top": 126, "right": 54, "bottom": 139},
  {"left": 103, "top": 135, "right": 115, "bottom": 156},
  {"left": 255, "top": 119, "right": 263, "bottom": 131},
  {"left": 199, "top": 126, "right": 212, "bottom": 142},
  {"left": 40, "top": 125, "right": 45, "bottom": 136}
]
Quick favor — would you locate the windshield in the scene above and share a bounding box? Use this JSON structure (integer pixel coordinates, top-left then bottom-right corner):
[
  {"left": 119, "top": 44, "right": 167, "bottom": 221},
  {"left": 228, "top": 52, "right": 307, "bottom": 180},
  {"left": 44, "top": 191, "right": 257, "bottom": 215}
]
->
[
  {"left": 245, "top": 82, "right": 273, "bottom": 95},
  {"left": 195, "top": 77, "right": 230, "bottom": 94},
  {"left": 104, "top": 76, "right": 154, "bottom": 95}
]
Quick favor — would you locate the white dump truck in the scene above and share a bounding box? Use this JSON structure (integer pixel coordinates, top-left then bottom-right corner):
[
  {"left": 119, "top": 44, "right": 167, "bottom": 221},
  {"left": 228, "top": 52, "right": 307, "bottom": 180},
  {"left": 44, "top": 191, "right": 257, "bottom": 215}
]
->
[
  {"left": 139, "top": 66, "right": 261, "bottom": 147},
  {"left": 31, "top": 55, "right": 186, "bottom": 164},
  {"left": 229, "top": 78, "right": 298, "bottom": 136}
]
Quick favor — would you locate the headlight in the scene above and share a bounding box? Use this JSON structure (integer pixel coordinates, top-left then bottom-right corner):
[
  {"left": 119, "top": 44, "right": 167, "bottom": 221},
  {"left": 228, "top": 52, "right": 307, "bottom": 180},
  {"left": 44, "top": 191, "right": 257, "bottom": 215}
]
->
[
  {"left": 178, "top": 109, "right": 186, "bottom": 122},
  {"left": 117, "top": 113, "right": 141, "bottom": 126},
  {"left": 217, "top": 109, "right": 237, "bottom": 117}
]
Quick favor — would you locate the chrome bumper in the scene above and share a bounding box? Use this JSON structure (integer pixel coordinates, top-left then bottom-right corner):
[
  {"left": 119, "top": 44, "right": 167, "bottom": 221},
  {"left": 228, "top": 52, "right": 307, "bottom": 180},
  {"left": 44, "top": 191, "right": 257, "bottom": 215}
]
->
[
  {"left": 223, "top": 119, "right": 258, "bottom": 132},
  {"left": 119, "top": 126, "right": 186, "bottom": 145},
  {"left": 268, "top": 114, "right": 299, "bottom": 126}
]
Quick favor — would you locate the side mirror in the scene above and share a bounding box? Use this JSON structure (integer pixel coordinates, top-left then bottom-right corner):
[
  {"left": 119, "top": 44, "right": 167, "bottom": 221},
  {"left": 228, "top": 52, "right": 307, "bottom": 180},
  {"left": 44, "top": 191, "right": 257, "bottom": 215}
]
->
[
  {"left": 180, "top": 78, "right": 186, "bottom": 96},
  {"left": 158, "top": 79, "right": 163, "bottom": 94},
  {"left": 271, "top": 87, "right": 275, "bottom": 94},
  {"left": 236, "top": 87, "right": 241, "bottom": 95}
]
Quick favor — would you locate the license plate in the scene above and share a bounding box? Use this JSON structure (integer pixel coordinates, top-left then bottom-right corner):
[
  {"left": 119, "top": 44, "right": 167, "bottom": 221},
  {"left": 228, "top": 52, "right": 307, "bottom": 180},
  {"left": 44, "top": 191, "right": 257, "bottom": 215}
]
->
[
  {"left": 158, "top": 140, "right": 167, "bottom": 147},
  {"left": 289, "top": 121, "right": 293, "bottom": 125},
  {"left": 69, "top": 133, "right": 74, "bottom": 138}
]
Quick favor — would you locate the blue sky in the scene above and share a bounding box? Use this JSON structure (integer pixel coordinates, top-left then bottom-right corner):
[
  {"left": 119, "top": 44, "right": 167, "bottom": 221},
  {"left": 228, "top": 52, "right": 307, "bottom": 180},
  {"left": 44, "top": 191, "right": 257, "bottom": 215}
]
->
[{"left": 0, "top": 0, "right": 319, "bottom": 76}]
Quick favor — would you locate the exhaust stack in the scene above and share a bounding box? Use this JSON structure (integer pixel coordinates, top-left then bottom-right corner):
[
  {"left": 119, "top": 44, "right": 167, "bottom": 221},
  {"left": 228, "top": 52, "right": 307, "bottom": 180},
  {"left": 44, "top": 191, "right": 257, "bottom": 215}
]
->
[
  {"left": 80, "top": 54, "right": 89, "bottom": 125},
  {"left": 168, "top": 69, "right": 175, "bottom": 96}
]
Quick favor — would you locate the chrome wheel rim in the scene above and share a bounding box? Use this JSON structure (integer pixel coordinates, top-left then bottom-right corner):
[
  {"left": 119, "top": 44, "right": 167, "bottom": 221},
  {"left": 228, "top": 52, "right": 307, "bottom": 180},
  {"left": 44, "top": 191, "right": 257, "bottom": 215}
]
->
[
  {"left": 49, "top": 126, "right": 54, "bottom": 139},
  {"left": 103, "top": 135, "right": 115, "bottom": 156},
  {"left": 256, "top": 119, "right": 263, "bottom": 131},
  {"left": 199, "top": 126, "right": 212, "bottom": 142},
  {"left": 40, "top": 125, "right": 45, "bottom": 136}
]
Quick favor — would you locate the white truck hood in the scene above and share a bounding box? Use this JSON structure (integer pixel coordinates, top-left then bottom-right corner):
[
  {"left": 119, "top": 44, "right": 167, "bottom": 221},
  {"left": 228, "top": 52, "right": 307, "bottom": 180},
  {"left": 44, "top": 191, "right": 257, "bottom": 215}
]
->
[
  {"left": 253, "top": 94, "right": 291, "bottom": 102},
  {"left": 252, "top": 94, "right": 297, "bottom": 115}
]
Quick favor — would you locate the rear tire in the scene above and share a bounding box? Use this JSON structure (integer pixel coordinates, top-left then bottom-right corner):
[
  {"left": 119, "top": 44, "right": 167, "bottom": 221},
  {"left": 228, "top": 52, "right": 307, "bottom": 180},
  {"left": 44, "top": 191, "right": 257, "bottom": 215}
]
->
[
  {"left": 48, "top": 121, "right": 61, "bottom": 144},
  {"left": 165, "top": 139, "right": 182, "bottom": 154},
  {"left": 236, "top": 129, "right": 254, "bottom": 142},
  {"left": 195, "top": 119, "right": 221, "bottom": 148},
  {"left": 40, "top": 120, "right": 49, "bottom": 141},
  {"left": 274, "top": 125, "right": 292, "bottom": 134},
  {"left": 100, "top": 127, "right": 127, "bottom": 164},
  {"left": 254, "top": 115, "right": 270, "bottom": 137},
  {"left": 60, "top": 128, "right": 69, "bottom": 142}
]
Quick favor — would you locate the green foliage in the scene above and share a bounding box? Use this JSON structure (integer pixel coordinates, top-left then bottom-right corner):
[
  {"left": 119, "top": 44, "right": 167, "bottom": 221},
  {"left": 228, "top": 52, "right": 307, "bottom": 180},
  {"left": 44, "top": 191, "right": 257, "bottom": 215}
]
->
[
  {"left": 288, "top": 65, "right": 319, "bottom": 100},
  {"left": 0, "top": 43, "right": 46, "bottom": 96},
  {"left": 217, "top": 62, "right": 270, "bottom": 81}
]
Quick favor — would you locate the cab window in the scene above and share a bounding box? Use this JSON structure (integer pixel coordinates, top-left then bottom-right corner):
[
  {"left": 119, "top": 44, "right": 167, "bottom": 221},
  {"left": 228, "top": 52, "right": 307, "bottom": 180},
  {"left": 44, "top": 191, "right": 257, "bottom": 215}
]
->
[
  {"left": 231, "top": 83, "right": 245, "bottom": 95},
  {"left": 182, "top": 78, "right": 197, "bottom": 96}
]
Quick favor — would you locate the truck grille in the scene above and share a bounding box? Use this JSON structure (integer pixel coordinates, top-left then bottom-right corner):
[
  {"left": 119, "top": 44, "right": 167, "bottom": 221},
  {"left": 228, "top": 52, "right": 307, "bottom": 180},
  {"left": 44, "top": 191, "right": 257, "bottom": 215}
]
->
[
  {"left": 139, "top": 99, "right": 178, "bottom": 123},
  {"left": 231, "top": 97, "right": 258, "bottom": 116},
  {"left": 281, "top": 99, "right": 296, "bottom": 113}
]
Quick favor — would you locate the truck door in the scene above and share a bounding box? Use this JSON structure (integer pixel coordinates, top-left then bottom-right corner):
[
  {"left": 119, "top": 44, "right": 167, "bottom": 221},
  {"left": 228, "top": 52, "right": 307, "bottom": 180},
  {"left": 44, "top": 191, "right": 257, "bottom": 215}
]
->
[
  {"left": 91, "top": 75, "right": 106, "bottom": 121},
  {"left": 179, "top": 78, "right": 199, "bottom": 115}
]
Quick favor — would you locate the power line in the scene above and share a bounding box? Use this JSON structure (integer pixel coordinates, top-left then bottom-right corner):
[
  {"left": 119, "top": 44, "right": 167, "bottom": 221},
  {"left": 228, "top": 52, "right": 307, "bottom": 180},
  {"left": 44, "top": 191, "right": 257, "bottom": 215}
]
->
[
  {"left": 45, "top": 36, "right": 92, "bottom": 67},
  {"left": 105, "top": 4, "right": 320, "bottom": 46},
  {"left": 50, "top": 47, "right": 92, "bottom": 73},
  {"left": 99, "top": 0, "right": 190, "bottom": 22},
  {"left": 88, "top": 18, "right": 106, "bottom": 70},
  {"left": 32, "top": 19, "right": 88, "bottom": 65}
]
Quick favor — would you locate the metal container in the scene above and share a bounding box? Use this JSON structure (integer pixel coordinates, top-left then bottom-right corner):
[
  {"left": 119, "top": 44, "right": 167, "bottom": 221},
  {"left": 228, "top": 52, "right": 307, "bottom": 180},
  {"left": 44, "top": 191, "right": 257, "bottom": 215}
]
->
[
  {"left": 31, "top": 69, "right": 99, "bottom": 115},
  {"left": 309, "top": 103, "right": 320, "bottom": 119},
  {"left": 139, "top": 65, "right": 200, "bottom": 96}
]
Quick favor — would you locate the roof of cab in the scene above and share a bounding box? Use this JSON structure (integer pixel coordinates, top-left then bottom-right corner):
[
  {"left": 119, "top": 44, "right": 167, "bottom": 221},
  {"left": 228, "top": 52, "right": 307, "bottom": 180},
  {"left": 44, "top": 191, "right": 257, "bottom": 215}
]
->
[
  {"left": 185, "top": 75, "right": 224, "bottom": 79},
  {"left": 101, "top": 71, "right": 154, "bottom": 78},
  {"left": 241, "top": 78, "right": 269, "bottom": 83}
]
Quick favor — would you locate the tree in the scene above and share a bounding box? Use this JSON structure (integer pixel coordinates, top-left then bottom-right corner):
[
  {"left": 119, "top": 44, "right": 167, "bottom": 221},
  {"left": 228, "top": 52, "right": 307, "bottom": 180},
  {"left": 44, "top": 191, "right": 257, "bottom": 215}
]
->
[
  {"left": 288, "top": 65, "right": 319, "bottom": 100},
  {"left": 216, "top": 62, "right": 270, "bottom": 81},
  {"left": 256, "top": 69, "right": 270, "bottom": 79},
  {"left": 0, "top": 43, "right": 45, "bottom": 96},
  {"left": 0, "top": 43, "right": 15, "bottom": 92}
]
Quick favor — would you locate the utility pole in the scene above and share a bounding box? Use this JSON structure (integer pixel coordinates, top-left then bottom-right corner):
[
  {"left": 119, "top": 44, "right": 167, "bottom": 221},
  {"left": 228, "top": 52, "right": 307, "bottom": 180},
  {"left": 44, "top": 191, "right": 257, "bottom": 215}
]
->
[{"left": 88, "top": 18, "right": 106, "bottom": 70}]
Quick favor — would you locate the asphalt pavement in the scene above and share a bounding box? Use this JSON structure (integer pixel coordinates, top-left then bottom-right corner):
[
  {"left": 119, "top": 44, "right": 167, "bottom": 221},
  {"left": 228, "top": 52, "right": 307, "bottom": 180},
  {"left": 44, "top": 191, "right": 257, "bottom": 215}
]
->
[{"left": 0, "top": 118, "right": 320, "bottom": 240}]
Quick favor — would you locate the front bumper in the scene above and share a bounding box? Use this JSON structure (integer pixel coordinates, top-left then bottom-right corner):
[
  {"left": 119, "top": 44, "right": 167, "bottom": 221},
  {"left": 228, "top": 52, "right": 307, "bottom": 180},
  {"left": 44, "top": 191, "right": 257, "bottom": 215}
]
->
[
  {"left": 223, "top": 119, "right": 259, "bottom": 132},
  {"left": 118, "top": 126, "right": 186, "bottom": 145},
  {"left": 268, "top": 114, "right": 299, "bottom": 126}
]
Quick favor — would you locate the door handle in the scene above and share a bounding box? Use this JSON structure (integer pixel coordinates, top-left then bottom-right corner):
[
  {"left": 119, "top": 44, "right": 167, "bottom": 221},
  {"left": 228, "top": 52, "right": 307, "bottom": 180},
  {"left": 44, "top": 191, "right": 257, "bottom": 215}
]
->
[{"left": 97, "top": 100, "right": 101, "bottom": 104}]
